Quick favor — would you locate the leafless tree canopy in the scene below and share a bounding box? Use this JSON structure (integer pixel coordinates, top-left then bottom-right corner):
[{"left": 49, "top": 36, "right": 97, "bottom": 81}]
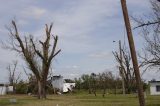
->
[
  {"left": 133, "top": 0, "right": 160, "bottom": 30},
  {"left": 3, "top": 20, "right": 61, "bottom": 99},
  {"left": 7, "top": 60, "right": 21, "bottom": 93},
  {"left": 133, "top": 0, "right": 160, "bottom": 71},
  {"left": 113, "top": 48, "right": 136, "bottom": 93}
]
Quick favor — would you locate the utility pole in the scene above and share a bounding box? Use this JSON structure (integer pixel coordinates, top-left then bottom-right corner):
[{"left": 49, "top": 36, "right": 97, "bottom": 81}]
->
[
  {"left": 119, "top": 40, "right": 125, "bottom": 95},
  {"left": 120, "top": 0, "right": 145, "bottom": 106}
]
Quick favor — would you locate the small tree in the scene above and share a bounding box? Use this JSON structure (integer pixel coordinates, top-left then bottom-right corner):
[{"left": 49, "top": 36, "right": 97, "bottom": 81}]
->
[
  {"left": 98, "top": 72, "right": 112, "bottom": 97},
  {"left": 81, "top": 74, "right": 91, "bottom": 94},
  {"left": 7, "top": 61, "right": 21, "bottom": 93},
  {"left": 113, "top": 48, "right": 136, "bottom": 93},
  {"left": 74, "top": 78, "right": 82, "bottom": 90},
  {"left": 15, "top": 80, "right": 28, "bottom": 94},
  {"left": 90, "top": 73, "right": 97, "bottom": 96},
  {"left": 3, "top": 20, "right": 61, "bottom": 99}
]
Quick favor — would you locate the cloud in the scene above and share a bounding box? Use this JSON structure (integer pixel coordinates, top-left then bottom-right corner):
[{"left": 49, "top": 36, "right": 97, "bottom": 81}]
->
[
  {"left": 52, "top": 0, "right": 119, "bottom": 54},
  {"left": 0, "top": 0, "right": 153, "bottom": 80},
  {"left": 52, "top": 0, "right": 119, "bottom": 37},
  {"left": 17, "top": 20, "right": 29, "bottom": 26},
  {"left": 25, "top": 0, "right": 121, "bottom": 54},
  {"left": 89, "top": 51, "right": 113, "bottom": 58},
  {"left": 67, "top": 73, "right": 79, "bottom": 78},
  {"left": 65, "top": 65, "right": 79, "bottom": 69},
  {"left": 128, "top": 0, "right": 150, "bottom": 8},
  {"left": 20, "top": 6, "right": 47, "bottom": 19}
]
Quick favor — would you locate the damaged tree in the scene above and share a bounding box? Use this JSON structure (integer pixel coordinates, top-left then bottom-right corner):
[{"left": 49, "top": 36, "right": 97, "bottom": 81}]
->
[
  {"left": 7, "top": 60, "right": 21, "bottom": 93},
  {"left": 113, "top": 46, "right": 136, "bottom": 94},
  {"left": 133, "top": 0, "right": 160, "bottom": 71},
  {"left": 4, "top": 20, "right": 61, "bottom": 99}
]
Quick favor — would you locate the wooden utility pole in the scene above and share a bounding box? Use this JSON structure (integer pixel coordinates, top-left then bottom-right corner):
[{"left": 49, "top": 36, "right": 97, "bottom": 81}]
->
[
  {"left": 120, "top": 0, "right": 145, "bottom": 106},
  {"left": 119, "top": 40, "right": 125, "bottom": 95}
]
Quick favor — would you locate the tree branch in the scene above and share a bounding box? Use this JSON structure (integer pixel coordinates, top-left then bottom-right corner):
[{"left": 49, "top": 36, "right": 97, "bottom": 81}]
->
[
  {"left": 134, "top": 21, "right": 160, "bottom": 29},
  {"left": 30, "top": 38, "right": 45, "bottom": 61}
]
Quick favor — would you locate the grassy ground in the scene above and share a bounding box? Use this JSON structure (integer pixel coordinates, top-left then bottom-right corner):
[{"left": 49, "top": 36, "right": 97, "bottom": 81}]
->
[{"left": 0, "top": 93, "right": 160, "bottom": 106}]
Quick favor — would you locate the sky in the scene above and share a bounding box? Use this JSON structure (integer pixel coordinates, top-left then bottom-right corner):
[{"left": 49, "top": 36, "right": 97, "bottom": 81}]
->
[{"left": 0, "top": 0, "right": 159, "bottom": 82}]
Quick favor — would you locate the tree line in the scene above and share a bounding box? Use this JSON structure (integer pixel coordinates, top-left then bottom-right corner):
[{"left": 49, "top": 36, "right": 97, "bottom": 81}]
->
[{"left": 74, "top": 71, "right": 147, "bottom": 97}]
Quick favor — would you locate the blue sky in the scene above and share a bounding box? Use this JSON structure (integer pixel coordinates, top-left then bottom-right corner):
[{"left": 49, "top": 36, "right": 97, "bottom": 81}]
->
[{"left": 0, "top": 0, "right": 159, "bottom": 82}]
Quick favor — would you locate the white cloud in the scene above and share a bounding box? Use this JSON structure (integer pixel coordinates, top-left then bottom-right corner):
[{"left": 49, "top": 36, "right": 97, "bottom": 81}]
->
[
  {"left": 0, "top": 0, "right": 153, "bottom": 80},
  {"left": 44, "top": 0, "right": 120, "bottom": 54},
  {"left": 20, "top": 6, "right": 46, "bottom": 19},
  {"left": 89, "top": 51, "right": 113, "bottom": 58},
  {"left": 17, "top": 20, "right": 29, "bottom": 26},
  {"left": 52, "top": 0, "right": 119, "bottom": 36},
  {"left": 25, "top": 0, "right": 120, "bottom": 54},
  {"left": 65, "top": 65, "right": 79, "bottom": 69},
  {"left": 128, "top": 0, "right": 150, "bottom": 8}
]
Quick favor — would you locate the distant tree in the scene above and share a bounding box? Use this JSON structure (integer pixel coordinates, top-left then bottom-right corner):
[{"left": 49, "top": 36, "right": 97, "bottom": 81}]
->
[
  {"left": 113, "top": 77, "right": 122, "bottom": 95},
  {"left": 15, "top": 80, "right": 28, "bottom": 94},
  {"left": 7, "top": 60, "right": 21, "bottom": 93},
  {"left": 75, "top": 72, "right": 122, "bottom": 95},
  {"left": 74, "top": 78, "right": 82, "bottom": 90},
  {"left": 98, "top": 72, "right": 112, "bottom": 97},
  {"left": 113, "top": 48, "right": 137, "bottom": 93},
  {"left": 90, "top": 73, "right": 97, "bottom": 96},
  {"left": 64, "top": 79, "right": 74, "bottom": 83},
  {"left": 3, "top": 20, "right": 61, "bottom": 99},
  {"left": 26, "top": 74, "right": 38, "bottom": 94},
  {"left": 81, "top": 74, "right": 92, "bottom": 94}
]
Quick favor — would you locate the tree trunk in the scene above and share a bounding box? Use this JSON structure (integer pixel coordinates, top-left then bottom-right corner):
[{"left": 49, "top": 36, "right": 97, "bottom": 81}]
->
[
  {"left": 42, "top": 80, "right": 46, "bottom": 99},
  {"left": 13, "top": 84, "right": 16, "bottom": 94},
  {"left": 93, "top": 85, "right": 97, "bottom": 96},
  {"left": 88, "top": 89, "right": 91, "bottom": 94},
  {"left": 38, "top": 81, "right": 42, "bottom": 99},
  {"left": 92, "top": 88, "right": 96, "bottom": 96},
  {"left": 88, "top": 82, "right": 92, "bottom": 94},
  {"left": 38, "top": 80, "right": 46, "bottom": 99},
  {"left": 102, "top": 84, "right": 106, "bottom": 98}
]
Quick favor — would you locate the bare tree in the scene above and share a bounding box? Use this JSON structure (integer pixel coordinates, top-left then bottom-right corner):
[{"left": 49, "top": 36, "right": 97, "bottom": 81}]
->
[
  {"left": 133, "top": 0, "right": 160, "bottom": 71},
  {"left": 81, "top": 74, "right": 92, "bottom": 94},
  {"left": 90, "top": 73, "right": 97, "bottom": 96},
  {"left": 98, "top": 71, "right": 113, "bottom": 97},
  {"left": 98, "top": 73, "right": 106, "bottom": 97},
  {"left": 133, "top": 0, "right": 160, "bottom": 30},
  {"left": 113, "top": 48, "right": 136, "bottom": 93},
  {"left": 7, "top": 60, "right": 21, "bottom": 93},
  {"left": 3, "top": 20, "right": 61, "bottom": 99}
]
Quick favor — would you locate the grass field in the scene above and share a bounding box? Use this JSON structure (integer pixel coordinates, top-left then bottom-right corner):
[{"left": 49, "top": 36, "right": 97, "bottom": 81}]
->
[{"left": 0, "top": 93, "right": 160, "bottom": 106}]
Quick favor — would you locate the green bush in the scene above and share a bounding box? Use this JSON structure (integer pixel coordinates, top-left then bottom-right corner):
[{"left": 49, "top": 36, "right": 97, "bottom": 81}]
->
[{"left": 15, "top": 80, "right": 28, "bottom": 94}]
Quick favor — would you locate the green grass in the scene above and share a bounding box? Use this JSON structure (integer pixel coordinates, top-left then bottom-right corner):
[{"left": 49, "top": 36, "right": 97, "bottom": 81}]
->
[{"left": 0, "top": 93, "right": 160, "bottom": 106}]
